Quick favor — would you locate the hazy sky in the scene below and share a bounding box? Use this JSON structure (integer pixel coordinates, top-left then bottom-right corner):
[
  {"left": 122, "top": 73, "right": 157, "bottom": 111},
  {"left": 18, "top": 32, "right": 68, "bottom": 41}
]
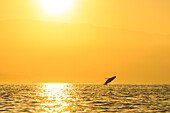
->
[
  {"left": 0, "top": 0, "right": 170, "bottom": 34},
  {"left": 0, "top": 0, "right": 170, "bottom": 83}
]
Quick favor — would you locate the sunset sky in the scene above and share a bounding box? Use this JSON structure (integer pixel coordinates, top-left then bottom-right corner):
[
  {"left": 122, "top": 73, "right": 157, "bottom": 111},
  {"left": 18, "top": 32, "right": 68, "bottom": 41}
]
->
[{"left": 0, "top": 0, "right": 170, "bottom": 83}]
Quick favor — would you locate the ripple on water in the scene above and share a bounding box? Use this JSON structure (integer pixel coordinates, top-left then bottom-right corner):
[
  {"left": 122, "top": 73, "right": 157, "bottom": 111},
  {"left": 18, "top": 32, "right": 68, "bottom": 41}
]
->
[{"left": 0, "top": 83, "right": 169, "bottom": 112}]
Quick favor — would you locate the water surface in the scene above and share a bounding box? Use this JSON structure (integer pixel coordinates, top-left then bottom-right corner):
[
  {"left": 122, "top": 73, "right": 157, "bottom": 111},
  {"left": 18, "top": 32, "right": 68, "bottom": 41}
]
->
[{"left": 0, "top": 83, "right": 169, "bottom": 112}]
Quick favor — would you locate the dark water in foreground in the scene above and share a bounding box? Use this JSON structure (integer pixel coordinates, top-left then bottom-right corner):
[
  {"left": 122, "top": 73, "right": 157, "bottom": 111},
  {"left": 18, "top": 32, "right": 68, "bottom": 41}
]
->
[{"left": 0, "top": 83, "right": 169, "bottom": 113}]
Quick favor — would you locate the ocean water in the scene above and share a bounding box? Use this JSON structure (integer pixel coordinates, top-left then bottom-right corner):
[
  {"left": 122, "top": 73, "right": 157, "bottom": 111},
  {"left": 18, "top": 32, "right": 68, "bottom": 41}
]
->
[{"left": 0, "top": 83, "right": 169, "bottom": 113}]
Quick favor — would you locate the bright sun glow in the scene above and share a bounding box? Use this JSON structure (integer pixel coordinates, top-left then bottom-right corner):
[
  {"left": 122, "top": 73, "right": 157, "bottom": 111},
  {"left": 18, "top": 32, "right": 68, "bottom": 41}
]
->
[
  {"left": 39, "top": 0, "right": 72, "bottom": 14},
  {"left": 38, "top": 83, "right": 72, "bottom": 112}
]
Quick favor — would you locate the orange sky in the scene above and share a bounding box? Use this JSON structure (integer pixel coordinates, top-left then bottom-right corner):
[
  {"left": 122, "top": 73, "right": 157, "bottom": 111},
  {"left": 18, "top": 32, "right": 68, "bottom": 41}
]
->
[{"left": 0, "top": 0, "right": 170, "bottom": 83}]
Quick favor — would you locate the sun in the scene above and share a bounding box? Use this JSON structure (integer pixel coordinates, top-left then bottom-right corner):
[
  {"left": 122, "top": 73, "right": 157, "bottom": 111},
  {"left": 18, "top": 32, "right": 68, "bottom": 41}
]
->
[{"left": 39, "top": 0, "right": 72, "bottom": 14}]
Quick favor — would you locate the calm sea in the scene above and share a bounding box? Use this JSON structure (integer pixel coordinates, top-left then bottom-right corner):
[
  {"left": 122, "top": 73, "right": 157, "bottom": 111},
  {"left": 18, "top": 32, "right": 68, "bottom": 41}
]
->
[{"left": 0, "top": 83, "right": 169, "bottom": 113}]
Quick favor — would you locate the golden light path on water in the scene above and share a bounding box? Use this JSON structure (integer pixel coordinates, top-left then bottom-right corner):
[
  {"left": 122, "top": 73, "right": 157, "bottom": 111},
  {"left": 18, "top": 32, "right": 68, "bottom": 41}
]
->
[{"left": 37, "top": 83, "right": 76, "bottom": 113}]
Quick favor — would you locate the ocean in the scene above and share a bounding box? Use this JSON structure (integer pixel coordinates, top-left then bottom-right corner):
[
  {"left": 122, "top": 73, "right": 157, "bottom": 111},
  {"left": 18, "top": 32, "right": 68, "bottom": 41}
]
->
[{"left": 0, "top": 83, "right": 169, "bottom": 113}]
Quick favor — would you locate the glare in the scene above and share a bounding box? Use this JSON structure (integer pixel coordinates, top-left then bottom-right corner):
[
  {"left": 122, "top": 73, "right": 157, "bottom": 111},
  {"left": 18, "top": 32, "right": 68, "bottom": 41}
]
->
[
  {"left": 38, "top": 83, "right": 72, "bottom": 112},
  {"left": 39, "top": 0, "right": 72, "bottom": 14},
  {"left": 42, "top": 83, "right": 68, "bottom": 89}
]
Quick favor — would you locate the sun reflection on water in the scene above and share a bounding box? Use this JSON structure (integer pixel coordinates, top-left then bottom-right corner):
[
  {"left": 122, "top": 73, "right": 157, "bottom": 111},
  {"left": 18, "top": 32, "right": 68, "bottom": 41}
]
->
[{"left": 37, "top": 83, "right": 75, "bottom": 113}]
